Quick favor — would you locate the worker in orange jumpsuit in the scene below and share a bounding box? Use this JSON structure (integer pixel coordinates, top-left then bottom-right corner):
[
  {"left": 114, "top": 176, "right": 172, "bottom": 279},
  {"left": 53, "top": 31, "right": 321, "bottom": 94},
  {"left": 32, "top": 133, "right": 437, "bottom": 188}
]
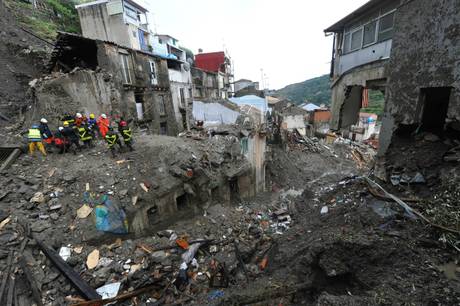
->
[{"left": 97, "top": 114, "right": 110, "bottom": 138}]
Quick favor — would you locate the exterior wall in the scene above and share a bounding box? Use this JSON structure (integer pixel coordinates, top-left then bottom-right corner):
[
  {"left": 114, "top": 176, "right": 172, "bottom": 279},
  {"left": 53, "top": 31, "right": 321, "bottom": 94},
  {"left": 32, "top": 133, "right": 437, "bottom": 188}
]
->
[
  {"left": 378, "top": 0, "right": 460, "bottom": 157},
  {"left": 235, "top": 80, "right": 253, "bottom": 92},
  {"left": 337, "top": 40, "right": 392, "bottom": 75},
  {"left": 191, "top": 68, "right": 219, "bottom": 100},
  {"left": 282, "top": 115, "right": 306, "bottom": 131},
  {"left": 242, "top": 134, "right": 266, "bottom": 194},
  {"left": 330, "top": 61, "right": 387, "bottom": 130},
  {"left": 169, "top": 67, "right": 193, "bottom": 131}
]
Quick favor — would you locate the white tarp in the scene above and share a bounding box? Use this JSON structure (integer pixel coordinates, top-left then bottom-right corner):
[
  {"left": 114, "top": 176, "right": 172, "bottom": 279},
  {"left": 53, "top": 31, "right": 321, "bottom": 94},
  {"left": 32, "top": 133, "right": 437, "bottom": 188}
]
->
[{"left": 192, "top": 101, "right": 240, "bottom": 125}]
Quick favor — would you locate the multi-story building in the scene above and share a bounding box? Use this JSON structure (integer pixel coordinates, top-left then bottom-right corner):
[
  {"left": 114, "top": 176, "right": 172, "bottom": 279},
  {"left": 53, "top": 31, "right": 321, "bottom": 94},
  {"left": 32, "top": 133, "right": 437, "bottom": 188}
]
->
[
  {"left": 76, "top": 0, "right": 152, "bottom": 52},
  {"left": 324, "top": 0, "right": 398, "bottom": 131},
  {"left": 194, "top": 51, "right": 233, "bottom": 99}
]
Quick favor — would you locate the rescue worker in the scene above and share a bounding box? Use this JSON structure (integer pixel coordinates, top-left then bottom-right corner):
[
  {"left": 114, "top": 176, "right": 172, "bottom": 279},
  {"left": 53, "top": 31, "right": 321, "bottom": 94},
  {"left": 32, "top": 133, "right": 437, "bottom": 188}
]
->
[
  {"left": 97, "top": 114, "right": 110, "bottom": 138},
  {"left": 62, "top": 121, "right": 80, "bottom": 154},
  {"left": 61, "top": 113, "right": 75, "bottom": 127},
  {"left": 75, "top": 113, "right": 87, "bottom": 127},
  {"left": 118, "top": 120, "right": 134, "bottom": 151},
  {"left": 87, "top": 113, "right": 98, "bottom": 137},
  {"left": 78, "top": 122, "right": 93, "bottom": 148},
  {"left": 54, "top": 127, "right": 68, "bottom": 154},
  {"left": 39, "top": 118, "right": 53, "bottom": 148},
  {"left": 104, "top": 126, "right": 123, "bottom": 157},
  {"left": 28, "top": 124, "right": 47, "bottom": 156}
]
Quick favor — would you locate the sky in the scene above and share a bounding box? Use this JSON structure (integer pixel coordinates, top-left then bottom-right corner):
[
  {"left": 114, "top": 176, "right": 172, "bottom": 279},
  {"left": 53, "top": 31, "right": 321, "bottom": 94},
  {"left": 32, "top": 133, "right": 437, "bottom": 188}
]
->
[{"left": 138, "top": 0, "right": 369, "bottom": 90}]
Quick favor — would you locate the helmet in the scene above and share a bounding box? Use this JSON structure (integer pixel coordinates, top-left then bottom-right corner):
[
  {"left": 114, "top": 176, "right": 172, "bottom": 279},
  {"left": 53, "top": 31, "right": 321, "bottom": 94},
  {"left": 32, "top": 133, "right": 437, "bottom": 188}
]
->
[
  {"left": 120, "top": 121, "right": 127, "bottom": 127},
  {"left": 101, "top": 114, "right": 107, "bottom": 119},
  {"left": 90, "top": 113, "right": 95, "bottom": 119},
  {"left": 31, "top": 124, "right": 39, "bottom": 129},
  {"left": 58, "top": 127, "right": 64, "bottom": 131},
  {"left": 76, "top": 113, "right": 82, "bottom": 118},
  {"left": 63, "top": 121, "right": 69, "bottom": 127},
  {"left": 40, "top": 118, "right": 47, "bottom": 124}
]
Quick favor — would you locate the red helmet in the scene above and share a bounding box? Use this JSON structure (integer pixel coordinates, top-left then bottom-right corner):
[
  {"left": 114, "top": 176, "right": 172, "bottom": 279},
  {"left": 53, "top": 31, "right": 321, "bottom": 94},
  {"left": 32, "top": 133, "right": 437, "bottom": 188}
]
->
[{"left": 120, "top": 121, "right": 127, "bottom": 127}]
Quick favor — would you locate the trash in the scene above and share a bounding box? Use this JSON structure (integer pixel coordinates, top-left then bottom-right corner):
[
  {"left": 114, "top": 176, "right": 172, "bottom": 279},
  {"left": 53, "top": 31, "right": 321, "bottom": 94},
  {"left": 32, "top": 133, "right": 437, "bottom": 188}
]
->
[
  {"left": 96, "top": 282, "right": 121, "bottom": 299},
  {"left": 131, "top": 196, "right": 138, "bottom": 206},
  {"left": 191, "top": 258, "right": 199, "bottom": 268},
  {"left": 77, "top": 205, "right": 93, "bottom": 219},
  {"left": 73, "top": 246, "right": 83, "bottom": 254},
  {"left": 85, "top": 183, "right": 90, "bottom": 191},
  {"left": 94, "top": 195, "right": 128, "bottom": 234},
  {"left": 140, "top": 183, "right": 149, "bottom": 192},
  {"left": 59, "top": 247, "right": 71, "bottom": 261},
  {"left": 320, "top": 206, "right": 329, "bottom": 214},
  {"left": 30, "top": 192, "right": 45, "bottom": 203},
  {"left": 411, "top": 172, "right": 426, "bottom": 184},
  {"left": 370, "top": 201, "right": 397, "bottom": 218},
  {"left": 176, "top": 238, "right": 190, "bottom": 250},
  {"left": 174, "top": 262, "right": 188, "bottom": 290},
  {"left": 210, "top": 245, "right": 218, "bottom": 253},
  {"left": 0, "top": 217, "right": 11, "bottom": 230},
  {"left": 181, "top": 242, "right": 203, "bottom": 264},
  {"left": 86, "top": 249, "right": 100, "bottom": 270},
  {"left": 208, "top": 290, "right": 225, "bottom": 301},
  {"left": 97, "top": 257, "right": 113, "bottom": 268}
]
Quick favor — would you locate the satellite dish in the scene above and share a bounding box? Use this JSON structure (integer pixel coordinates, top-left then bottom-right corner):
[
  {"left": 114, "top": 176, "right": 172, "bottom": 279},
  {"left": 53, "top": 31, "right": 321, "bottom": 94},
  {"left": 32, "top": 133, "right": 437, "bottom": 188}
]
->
[{"left": 183, "top": 62, "right": 190, "bottom": 71}]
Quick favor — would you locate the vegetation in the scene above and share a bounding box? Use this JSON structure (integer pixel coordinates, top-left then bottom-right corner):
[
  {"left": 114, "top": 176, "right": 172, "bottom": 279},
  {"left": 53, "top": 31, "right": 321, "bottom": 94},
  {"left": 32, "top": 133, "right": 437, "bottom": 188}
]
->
[
  {"left": 4, "top": 0, "right": 81, "bottom": 40},
  {"left": 276, "top": 75, "right": 385, "bottom": 119},
  {"left": 275, "top": 74, "right": 332, "bottom": 106}
]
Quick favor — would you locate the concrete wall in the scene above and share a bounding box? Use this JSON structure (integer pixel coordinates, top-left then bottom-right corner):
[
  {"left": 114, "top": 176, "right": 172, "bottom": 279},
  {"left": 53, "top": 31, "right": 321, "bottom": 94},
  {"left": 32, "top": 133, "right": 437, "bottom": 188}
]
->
[
  {"left": 246, "top": 134, "right": 267, "bottom": 193},
  {"left": 235, "top": 80, "right": 253, "bottom": 92},
  {"left": 337, "top": 40, "right": 392, "bottom": 75},
  {"left": 330, "top": 61, "right": 387, "bottom": 130},
  {"left": 282, "top": 115, "right": 306, "bottom": 130},
  {"left": 378, "top": 0, "right": 460, "bottom": 156}
]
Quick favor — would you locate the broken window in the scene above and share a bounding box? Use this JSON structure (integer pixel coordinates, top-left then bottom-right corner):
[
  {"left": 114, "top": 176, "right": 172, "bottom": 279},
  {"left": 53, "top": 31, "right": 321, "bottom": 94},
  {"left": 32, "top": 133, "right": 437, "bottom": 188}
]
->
[
  {"left": 159, "top": 95, "right": 166, "bottom": 115},
  {"left": 149, "top": 60, "right": 157, "bottom": 85},
  {"left": 363, "top": 20, "right": 377, "bottom": 46},
  {"left": 350, "top": 28, "right": 363, "bottom": 51},
  {"left": 135, "top": 91, "right": 144, "bottom": 120},
  {"left": 120, "top": 53, "right": 132, "bottom": 84},
  {"left": 378, "top": 12, "right": 394, "bottom": 42},
  {"left": 420, "top": 87, "right": 451, "bottom": 133}
]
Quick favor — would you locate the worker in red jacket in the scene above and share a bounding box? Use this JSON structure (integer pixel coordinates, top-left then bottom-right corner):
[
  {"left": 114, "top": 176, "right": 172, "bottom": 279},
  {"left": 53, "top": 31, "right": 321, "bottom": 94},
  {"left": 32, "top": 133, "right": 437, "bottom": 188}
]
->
[{"left": 97, "top": 114, "right": 110, "bottom": 138}]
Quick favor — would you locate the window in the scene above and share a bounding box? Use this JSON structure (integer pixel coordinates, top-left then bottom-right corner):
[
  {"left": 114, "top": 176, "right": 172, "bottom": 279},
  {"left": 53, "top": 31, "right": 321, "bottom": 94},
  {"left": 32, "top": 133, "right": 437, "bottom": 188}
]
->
[
  {"left": 378, "top": 12, "right": 394, "bottom": 42},
  {"left": 120, "top": 53, "right": 131, "bottom": 84},
  {"left": 124, "top": 6, "right": 137, "bottom": 19},
  {"left": 179, "top": 88, "right": 185, "bottom": 107},
  {"left": 350, "top": 28, "right": 363, "bottom": 51},
  {"left": 343, "top": 33, "right": 351, "bottom": 53},
  {"left": 160, "top": 122, "right": 167, "bottom": 135},
  {"left": 158, "top": 39, "right": 163, "bottom": 44},
  {"left": 149, "top": 60, "right": 157, "bottom": 85},
  {"left": 363, "top": 20, "right": 377, "bottom": 46},
  {"left": 159, "top": 95, "right": 166, "bottom": 115}
]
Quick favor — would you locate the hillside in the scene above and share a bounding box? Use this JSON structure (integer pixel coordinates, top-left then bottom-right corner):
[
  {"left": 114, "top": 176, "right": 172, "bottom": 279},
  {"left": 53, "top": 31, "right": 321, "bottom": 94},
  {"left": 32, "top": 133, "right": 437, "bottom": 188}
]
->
[
  {"left": 276, "top": 74, "right": 385, "bottom": 117},
  {"left": 275, "top": 74, "right": 332, "bottom": 106}
]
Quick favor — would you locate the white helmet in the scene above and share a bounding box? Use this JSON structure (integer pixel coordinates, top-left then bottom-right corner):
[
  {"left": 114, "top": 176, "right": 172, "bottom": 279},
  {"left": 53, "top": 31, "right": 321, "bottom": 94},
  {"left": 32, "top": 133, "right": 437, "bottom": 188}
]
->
[
  {"left": 101, "top": 114, "right": 107, "bottom": 119},
  {"left": 40, "top": 118, "right": 48, "bottom": 124},
  {"left": 58, "top": 127, "right": 64, "bottom": 131},
  {"left": 76, "top": 113, "right": 82, "bottom": 118}
]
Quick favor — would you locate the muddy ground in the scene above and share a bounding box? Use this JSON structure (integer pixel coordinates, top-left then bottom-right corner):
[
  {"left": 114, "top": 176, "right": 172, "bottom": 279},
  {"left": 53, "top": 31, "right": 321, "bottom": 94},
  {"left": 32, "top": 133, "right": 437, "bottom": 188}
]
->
[{"left": 1, "top": 130, "right": 459, "bottom": 305}]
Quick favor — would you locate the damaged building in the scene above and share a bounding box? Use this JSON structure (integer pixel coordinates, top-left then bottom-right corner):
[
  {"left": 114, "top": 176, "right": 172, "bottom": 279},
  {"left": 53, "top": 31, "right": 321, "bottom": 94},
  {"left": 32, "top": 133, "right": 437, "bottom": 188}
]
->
[
  {"left": 324, "top": 0, "right": 397, "bottom": 132},
  {"left": 35, "top": 32, "right": 178, "bottom": 135}
]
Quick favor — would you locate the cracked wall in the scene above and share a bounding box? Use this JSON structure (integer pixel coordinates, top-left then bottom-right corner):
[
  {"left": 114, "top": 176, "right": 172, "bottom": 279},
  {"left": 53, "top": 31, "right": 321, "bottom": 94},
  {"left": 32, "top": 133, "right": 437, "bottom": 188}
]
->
[{"left": 378, "top": 0, "right": 460, "bottom": 156}]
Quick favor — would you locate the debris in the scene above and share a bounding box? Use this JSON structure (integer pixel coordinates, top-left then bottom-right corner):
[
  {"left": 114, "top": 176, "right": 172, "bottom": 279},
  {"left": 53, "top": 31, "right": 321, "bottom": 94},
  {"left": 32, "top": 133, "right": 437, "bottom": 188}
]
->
[
  {"left": 131, "top": 195, "right": 138, "bottom": 206},
  {"left": 86, "top": 249, "right": 100, "bottom": 270},
  {"left": 34, "top": 236, "right": 101, "bottom": 300},
  {"left": 94, "top": 196, "right": 128, "bottom": 234},
  {"left": 140, "top": 183, "right": 149, "bottom": 192},
  {"left": 176, "top": 238, "right": 190, "bottom": 250},
  {"left": 19, "top": 256, "right": 43, "bottom": 306},
  {"left": 0, "top": 217, "right": 10, "bottom": 231},
  {"left": 30, "top": 192, "right": 45, "bottom": 203},
  {"left": 74, "top": 246, "right": 83, "bottom": 254},
  {"left": 77, "top": 205, "right": 93, "bottom": 219},
  {"left": 96, "top": 282, "right": 121, "bottom": 299},
  {"left": 321, "top": 206, "right": 329, "bottom": 214},
  {"left": 208, "top": 289, "right": 225, "bottom": 301},
  {"left": 59, "top": 247, "right": 71, "bottom": 261},
  {"left": 259, "top": 255, "right": 268, "bottom": 270}
]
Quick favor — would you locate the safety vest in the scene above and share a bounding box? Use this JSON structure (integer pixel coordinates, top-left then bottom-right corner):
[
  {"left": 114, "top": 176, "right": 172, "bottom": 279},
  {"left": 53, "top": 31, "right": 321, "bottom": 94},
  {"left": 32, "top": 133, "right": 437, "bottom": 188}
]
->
[
  {"left": 78, "top": 127, "right": 92, "bottom": 141},
  {"left": 121, "top": 128, "right": 132, "bottom": 141},
  {"left": 28, "top": 128, "right": 41, "bottom": 141},
  {"left": 105, "top": 133, "right": 118, "bottom": 147}
]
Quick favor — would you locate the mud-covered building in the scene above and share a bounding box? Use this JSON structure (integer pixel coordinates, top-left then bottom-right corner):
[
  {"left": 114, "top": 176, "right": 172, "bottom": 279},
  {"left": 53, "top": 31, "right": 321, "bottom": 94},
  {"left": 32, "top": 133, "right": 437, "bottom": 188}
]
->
[{"left": 36, "top": 32, "right": 178, "bottom": 135}]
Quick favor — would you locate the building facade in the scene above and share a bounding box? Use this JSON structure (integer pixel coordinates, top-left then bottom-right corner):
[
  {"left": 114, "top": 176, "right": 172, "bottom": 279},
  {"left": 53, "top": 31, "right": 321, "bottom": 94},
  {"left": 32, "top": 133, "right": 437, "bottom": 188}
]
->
[
  {"left": 76, "top": 0, "right": 151, "bottom": 52},
  {"left": 38, "top": 32, "right": 178, "bottom": 136},
  {"left": 324, "top": 0, "right": 399, "bottom": 131},
  {"left": 194, "top": 51, "right": 233, "bottom": 99}
]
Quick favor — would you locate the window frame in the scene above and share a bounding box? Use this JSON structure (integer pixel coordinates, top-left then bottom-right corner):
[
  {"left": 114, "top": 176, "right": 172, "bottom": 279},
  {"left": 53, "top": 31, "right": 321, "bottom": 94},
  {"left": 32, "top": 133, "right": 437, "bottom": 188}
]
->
[
  {"left": 341, "top": 8, "right": 396, "bottom": 54},
  {"left": 120, "top": 53, "right": 132, "bottom": 84},
  {"left": 149, "top": 60, "right": 157, "bottom": 85},
  {"left": 159, "top": 95, "right": 166, "bottom": 116},
  {"left": 350, "top": 27, "right": 363, "bottom": 52}
]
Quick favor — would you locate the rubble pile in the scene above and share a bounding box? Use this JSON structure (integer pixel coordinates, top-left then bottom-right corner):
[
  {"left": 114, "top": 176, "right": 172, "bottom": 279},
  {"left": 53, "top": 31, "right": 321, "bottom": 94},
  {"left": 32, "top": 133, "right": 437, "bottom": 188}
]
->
[{"left": 285, "top": 129, "right": 322, "bottom": 153}]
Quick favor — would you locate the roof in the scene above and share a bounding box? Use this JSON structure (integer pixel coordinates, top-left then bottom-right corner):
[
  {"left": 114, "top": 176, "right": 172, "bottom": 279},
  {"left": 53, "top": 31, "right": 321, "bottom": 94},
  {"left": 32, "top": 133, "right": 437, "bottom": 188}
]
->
[
  {"left": 195, "top": 52, "right": 227, "bottom": 73},
  {"left": 234, "top": 79, "right": 252, "bottom": 83},
  {"left": 324, "top": 0, "right": 393, "bottom": 33},
  {"left": 300, "top": 103, "right": 320, "bottom": 111},
  {"left": 75, "top": 0, "right": 148, "bottom": 13},
  {"left": 155, "top": 34, "right": 179, "bottom": 41}
]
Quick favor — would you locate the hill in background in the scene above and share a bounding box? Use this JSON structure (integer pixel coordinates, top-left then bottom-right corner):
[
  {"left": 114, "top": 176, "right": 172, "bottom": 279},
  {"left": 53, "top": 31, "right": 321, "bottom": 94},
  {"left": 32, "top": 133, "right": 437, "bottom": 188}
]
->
[{"left": 275, "top": 74, "right": 385, "bottom": 117}]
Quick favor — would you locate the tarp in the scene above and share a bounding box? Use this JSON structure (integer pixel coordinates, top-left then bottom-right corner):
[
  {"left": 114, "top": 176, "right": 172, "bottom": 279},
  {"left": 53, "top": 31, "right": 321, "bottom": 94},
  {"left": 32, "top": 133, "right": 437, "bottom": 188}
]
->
[
  {"left": 301, "top": 103, "right": 320, "bottom": 111},
  {"left": 192, "top": 101, "right": 240, "bottom": 125},
  {"left": 229, "top": 95, "right": 268, "bottom": 114}
]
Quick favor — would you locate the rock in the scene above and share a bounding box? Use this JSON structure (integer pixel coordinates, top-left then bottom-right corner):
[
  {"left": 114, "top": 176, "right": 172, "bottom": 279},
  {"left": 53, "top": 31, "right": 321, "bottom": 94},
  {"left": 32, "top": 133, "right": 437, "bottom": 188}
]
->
[
  {"left": 150, "top": 251, "right": 168, "bottom": 263},
  {"left": 49, "top": 204, "right": 62, "bottom": 211},
  {"left": 63, "top": 174, "right": 76, "bottom": 184},
  {"left": 30, "top": 192, "right": 45, "bottom": 203},
  {"left": 119, "top": 189, "right": 128, "bottom": 197},
  {"left": 31, "top": 220, "right": 51, "bottom": 233}
]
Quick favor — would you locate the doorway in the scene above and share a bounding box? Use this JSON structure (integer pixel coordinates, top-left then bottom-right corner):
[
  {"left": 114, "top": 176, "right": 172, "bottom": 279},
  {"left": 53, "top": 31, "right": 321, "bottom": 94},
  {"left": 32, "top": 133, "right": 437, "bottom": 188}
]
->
[
  {"left": 176, "top": 194, "right": 188, "bottom": 210},
  {"left": 420, "top": 87, "right": 451, "bottom": 133}
]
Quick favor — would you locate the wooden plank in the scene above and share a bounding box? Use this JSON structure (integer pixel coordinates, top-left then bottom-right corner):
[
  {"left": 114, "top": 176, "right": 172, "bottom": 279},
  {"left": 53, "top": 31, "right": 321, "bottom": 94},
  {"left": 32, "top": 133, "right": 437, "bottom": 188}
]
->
[
  {"left": 33, "top": 236, "right": 101, "bottom": 300},
  {"left": 5, "top": 276, "right": 14, "bottom": 306},
  {"left": 0, "top": 250, "right": 13, "bottom": 304},
  {"left": 19, "top": 256, "right": 43, "bottom": 306}
]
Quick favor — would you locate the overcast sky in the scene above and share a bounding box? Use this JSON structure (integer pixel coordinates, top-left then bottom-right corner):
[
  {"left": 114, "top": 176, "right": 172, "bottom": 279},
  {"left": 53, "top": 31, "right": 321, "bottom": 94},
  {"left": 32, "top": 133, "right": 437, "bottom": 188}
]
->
[{"left": 138, "top": 0, "right": 368, "bottom": 89}]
